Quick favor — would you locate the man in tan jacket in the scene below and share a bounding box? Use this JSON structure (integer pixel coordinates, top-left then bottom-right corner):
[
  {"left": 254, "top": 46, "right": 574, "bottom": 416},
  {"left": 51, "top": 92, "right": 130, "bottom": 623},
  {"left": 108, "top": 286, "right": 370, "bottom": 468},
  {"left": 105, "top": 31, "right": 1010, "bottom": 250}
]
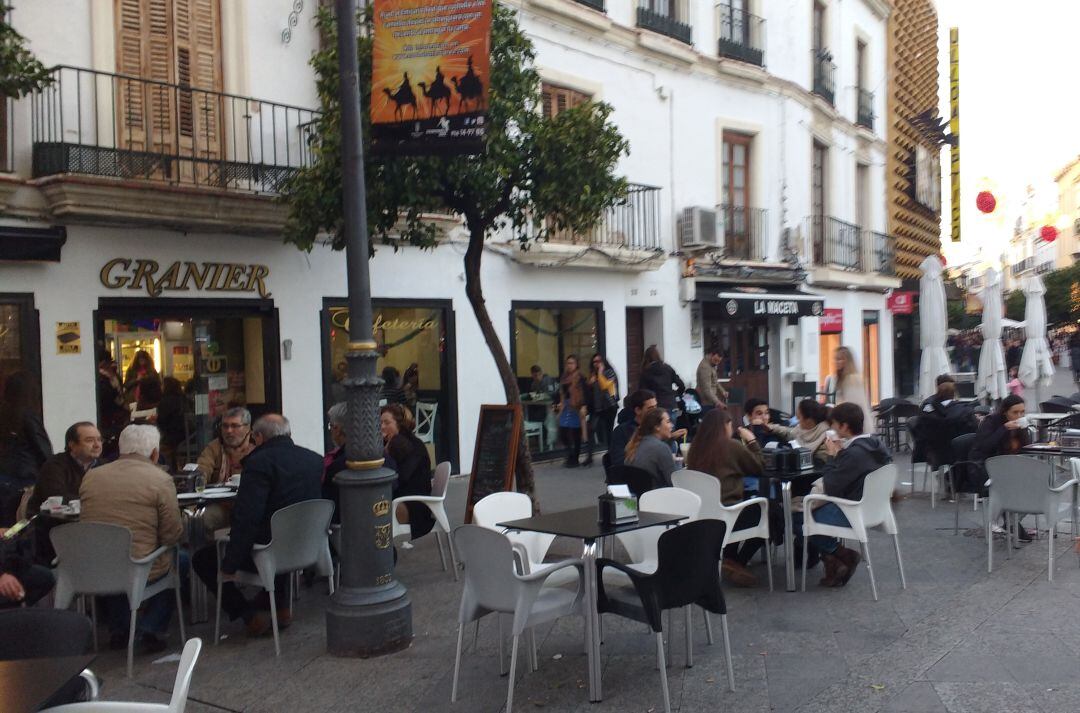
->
[
  {"left": 80, "top": 424, "right": 183, "bottom": 654},
  {"left": 696, "top": 347, "right": 728, "bottom": 410}
]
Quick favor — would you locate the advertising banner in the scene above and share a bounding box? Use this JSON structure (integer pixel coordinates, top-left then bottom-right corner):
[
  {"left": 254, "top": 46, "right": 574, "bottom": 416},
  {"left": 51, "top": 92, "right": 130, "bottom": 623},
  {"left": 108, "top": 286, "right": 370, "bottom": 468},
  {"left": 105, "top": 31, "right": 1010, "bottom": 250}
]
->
[
  {"left": 371, "top": 0, "right": 492, "bottom": 155},
  {"left": 887, "top": 291, "right": 916, "bottom": 315},
  {"left": 820, "top": 308, "right": 843, "bottom": 334}
]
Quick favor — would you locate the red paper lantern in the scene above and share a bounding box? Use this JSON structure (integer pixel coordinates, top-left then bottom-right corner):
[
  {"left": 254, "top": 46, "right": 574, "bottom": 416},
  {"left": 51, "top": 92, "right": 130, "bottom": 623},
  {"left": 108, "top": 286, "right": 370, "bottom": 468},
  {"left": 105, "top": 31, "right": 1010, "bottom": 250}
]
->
[
  {"left": 976, "top": 190, "right": 997, "bottom": 214},
  {"left": 1041, "top": 225, "right": 1059, "bottom": 243}
]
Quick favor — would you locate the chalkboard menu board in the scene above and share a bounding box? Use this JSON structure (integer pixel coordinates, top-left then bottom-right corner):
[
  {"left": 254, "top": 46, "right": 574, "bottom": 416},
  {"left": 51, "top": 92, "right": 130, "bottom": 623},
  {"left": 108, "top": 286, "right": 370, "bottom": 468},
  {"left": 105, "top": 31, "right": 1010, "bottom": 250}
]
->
[{"left": 464, "top": 405, "right": 522, "bottom": 523}]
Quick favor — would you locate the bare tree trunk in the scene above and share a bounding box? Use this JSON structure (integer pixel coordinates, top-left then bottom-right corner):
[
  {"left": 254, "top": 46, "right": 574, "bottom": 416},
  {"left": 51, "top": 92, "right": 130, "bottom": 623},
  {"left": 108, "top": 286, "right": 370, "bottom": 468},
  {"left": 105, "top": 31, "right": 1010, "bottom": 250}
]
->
[{"left": 462, "top": 224, "right": 539, "bottom": 512}]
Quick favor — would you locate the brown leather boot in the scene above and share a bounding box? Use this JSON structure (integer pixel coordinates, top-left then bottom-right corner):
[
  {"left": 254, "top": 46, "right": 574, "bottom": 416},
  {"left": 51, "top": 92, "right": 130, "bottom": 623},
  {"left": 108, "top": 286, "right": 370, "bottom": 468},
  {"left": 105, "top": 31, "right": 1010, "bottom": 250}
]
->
[
  {"left": 818, "top": 553, "right": 850, "bottom": 587},
  {"left": 722, "top": 558, "right": 759, "bottom": 587},
  {"left": 835, "top": 546, "right": 861, "bottom": 586}
]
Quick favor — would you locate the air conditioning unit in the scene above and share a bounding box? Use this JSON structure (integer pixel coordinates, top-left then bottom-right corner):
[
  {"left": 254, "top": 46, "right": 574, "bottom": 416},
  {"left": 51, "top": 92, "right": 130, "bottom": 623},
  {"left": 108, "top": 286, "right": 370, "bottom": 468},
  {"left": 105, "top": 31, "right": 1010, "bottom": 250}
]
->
[{"left": 678, "top": 207, "right": 720, "bottom": 250}]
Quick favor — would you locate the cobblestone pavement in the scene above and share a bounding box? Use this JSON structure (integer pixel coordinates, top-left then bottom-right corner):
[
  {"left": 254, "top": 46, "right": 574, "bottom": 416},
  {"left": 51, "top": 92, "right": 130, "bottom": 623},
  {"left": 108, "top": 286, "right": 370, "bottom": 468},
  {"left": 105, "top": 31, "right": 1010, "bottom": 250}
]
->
[{"left": 86, "top": 373, "right": 1080, "bottom": 712}]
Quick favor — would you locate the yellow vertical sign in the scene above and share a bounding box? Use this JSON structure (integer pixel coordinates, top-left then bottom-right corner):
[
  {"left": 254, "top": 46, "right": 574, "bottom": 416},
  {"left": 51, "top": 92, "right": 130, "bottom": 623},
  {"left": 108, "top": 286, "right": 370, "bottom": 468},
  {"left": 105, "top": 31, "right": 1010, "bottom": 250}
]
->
[{"left": 950, "top": 28, "right": 961, "bottom": 243}]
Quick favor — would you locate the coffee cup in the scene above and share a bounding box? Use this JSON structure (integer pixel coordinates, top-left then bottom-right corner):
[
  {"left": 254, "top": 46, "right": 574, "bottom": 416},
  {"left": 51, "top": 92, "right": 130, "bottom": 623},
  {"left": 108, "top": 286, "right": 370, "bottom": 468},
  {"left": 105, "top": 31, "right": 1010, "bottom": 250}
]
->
[
  {"left": 44, "top": 496, "right": 63, "bottom": 510},
  {"left": 1014, "top": 416, "right": 1031, "bottom": 429},
  {"left": 68, "top": 499, "right": 80, "bottom": 514}
]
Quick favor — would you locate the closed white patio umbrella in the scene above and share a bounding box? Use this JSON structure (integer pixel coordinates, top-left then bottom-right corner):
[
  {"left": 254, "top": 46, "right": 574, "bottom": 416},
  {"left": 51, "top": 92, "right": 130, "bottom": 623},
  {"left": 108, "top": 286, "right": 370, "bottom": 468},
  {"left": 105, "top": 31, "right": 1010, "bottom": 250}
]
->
[
  {"left": 918, "top": 255, "right": 951, "bottom": 399},
  {"left": 1018, "top": 275, "right": 1055, "bottom": 406},
  {"left": 976, "top": 267, "right": 1008, "bottom": 401}
]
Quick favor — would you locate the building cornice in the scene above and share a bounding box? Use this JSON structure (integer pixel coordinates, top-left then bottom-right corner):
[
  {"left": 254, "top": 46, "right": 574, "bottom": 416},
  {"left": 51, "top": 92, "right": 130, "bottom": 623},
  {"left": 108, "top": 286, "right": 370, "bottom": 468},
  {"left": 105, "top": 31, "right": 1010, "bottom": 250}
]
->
[{"left": 861, "top": 0, "right": 894, "bottom": 21}]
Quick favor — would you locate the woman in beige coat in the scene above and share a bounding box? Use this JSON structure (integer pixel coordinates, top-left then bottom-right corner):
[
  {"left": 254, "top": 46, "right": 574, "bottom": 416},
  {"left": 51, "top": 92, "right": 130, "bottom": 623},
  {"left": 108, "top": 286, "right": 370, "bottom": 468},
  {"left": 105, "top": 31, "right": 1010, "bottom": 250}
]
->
[{"left": 824, "top": 346, "right": 870, "bottom": 418}]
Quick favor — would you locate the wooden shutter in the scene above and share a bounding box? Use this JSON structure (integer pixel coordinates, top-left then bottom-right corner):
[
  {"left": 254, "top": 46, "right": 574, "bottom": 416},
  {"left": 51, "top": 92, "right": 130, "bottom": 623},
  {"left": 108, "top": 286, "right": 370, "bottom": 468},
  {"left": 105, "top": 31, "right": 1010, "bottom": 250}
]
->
[
  {"left": 540, "top": 83, "right": 590, "bottom": 119},
  {"left": 173, "top": 0, "right": 222, "bottom": 163}
]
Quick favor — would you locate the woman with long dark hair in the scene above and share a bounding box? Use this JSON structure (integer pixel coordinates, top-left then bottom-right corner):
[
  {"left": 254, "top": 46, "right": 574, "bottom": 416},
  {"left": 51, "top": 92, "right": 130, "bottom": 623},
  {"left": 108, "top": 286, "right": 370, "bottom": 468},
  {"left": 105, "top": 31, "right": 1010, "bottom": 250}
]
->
[
  {"left": 767, "top": 399, "right": 832, "bottom": 464},
  {"left": 970, "top": 394, "right": 1030, "bottom": 463},
  {"left": 380, "top": 403, "right": 435, "bottom": 540},
  {"left": 624, "top": 407, "right": 676, "bottom": 489},
  {"left": 586, "top": 353, "right": 619, "bottom": 464},
  {"left": 123, "top": 349, "right": 159, "bottom": 405},
  {"left": 0, "top": 371, "right": 52, "bottom": 490},
  {"left": 557, "top": 355, "right": 589, "bottom": 468},
  {"left": 638, "top": 345, "right": 684, "bottom": 413},
  {"left": 685, "top": 408, "right": 765, "bottom": 586}
]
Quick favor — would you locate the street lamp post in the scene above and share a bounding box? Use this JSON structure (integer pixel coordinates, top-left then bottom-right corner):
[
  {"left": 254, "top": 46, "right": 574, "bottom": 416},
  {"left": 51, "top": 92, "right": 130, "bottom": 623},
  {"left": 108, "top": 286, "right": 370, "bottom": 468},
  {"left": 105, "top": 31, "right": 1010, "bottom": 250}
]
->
[{"left": 325, "top": 0, "right": 412, "bottom": 656}]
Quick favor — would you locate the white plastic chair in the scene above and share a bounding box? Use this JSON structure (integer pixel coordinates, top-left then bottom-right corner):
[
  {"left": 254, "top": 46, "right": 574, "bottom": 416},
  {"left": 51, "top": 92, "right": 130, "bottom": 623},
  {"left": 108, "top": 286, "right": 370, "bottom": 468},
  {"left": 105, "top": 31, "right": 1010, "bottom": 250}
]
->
[
  {"left": 414, "top": 401, "right": 438, "bottom": 444},
  {"left": 985, "top": 455, "right": 1079, "bottom": 581},
  {"left": 391, "top": 461, "right": 458, "bottom": 580},
  {"left": 522, "top": 420, "right": 544, "bottom": 452},
  {"left": 801, "top": 464, "right": 906, "bottom": 601},
  {"left": 40, "top": 638, "right": 203, "bottom": 713},
  {"left": 473, "top": 491, "right": 575, "bottom": 583},
  {"left": 51, "top": 523, "right": 186, "bottom": 678},
  {"left": 673, "top": 469, "right": 773, "bottom": 591},
  {"left": 214, "top": 499, "right": 335, "bottom": 656},
  {"left": 450, "top": 525, "right": 585, "bottom": 713},
  {"left": 615, "top": 487, "right": 702, "bottom": 576}
]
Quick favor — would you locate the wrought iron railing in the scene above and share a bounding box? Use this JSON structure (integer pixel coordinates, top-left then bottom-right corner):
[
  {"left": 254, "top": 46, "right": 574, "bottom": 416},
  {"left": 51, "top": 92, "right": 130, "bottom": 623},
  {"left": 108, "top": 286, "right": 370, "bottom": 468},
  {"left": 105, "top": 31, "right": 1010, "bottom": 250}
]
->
[
  {"left": 719, "top": 204, "right": 767, "bottom": 260},
  {"left": 812, "top": 50, "right": 836, "bottom": 105},
  {"left": 573, "top": 0, "right": 606, "bottom": 11},
  {"left": 637, "top": 0, "right": 693, "bottom": 45},
  {"left": 30, "top": 65, "right": 319, "bottom": 194},
  {"left": 870, "top": 231, "right": 895, "bottom": 276},
  {"left": 857, "top": 88, "right": 874, "bottom": 130},
  {"left": 810, "top": 215, "right": 862, "bottom": 270},
  {"left": 716, "top": 4, "right": 765, "bottom": 67},
  {"left": 1011, "top": 257, "right": 1033, "bottom": 276},
  {"left": 546, "top": 183, "right": 662, "bottom": 250},
  {"left": 1036, "top": 260, "right": 1054, "bottom": 275}
]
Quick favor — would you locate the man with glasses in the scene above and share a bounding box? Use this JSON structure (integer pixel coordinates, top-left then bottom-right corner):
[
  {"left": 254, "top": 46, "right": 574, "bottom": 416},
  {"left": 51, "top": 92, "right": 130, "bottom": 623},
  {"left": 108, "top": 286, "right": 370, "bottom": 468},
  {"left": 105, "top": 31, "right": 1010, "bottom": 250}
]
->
[
  {"left": 27, "top": 421, "right": 103, "bottom": 512},
  {"left": 196, "top": 407, "right": 254, "bottom": 485}
]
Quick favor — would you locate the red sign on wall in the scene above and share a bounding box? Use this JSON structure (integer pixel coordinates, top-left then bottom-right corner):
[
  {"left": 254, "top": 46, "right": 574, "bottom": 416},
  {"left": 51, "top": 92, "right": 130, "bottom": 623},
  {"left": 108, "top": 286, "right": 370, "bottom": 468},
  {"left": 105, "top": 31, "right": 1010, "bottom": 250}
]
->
[
  {"left": 887, "top": 291, "right": 916, "bottom": 315},
  {"left": 820, "top": 308, "right": 843, "bottom": 334}
]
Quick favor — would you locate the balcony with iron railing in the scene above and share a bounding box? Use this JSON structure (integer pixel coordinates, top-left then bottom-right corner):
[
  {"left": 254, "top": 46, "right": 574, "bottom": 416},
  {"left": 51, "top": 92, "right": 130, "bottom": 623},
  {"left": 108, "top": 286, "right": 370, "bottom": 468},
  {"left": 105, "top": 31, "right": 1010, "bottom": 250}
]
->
[
  {"left": 716, "top": 3, "right": 765, "bottom": 67},
  {"left": 857, "top": 88, "right": 874, "bottom": 130},
  {"left": 810, "top": 215, "right": 862, "bottom": 270},
  {"left": 545, "top": 183, "right": 662, "bottom": 251},
  {"left": 812, "top": 50, "right": 836, "bottom": 106},
  {"left": 870, "top": 231, "right": 895, "bottom": 276},
  {"left": 637, "top": 0, "right": 693, "bottom": 45},
  {"left": 31, "top": 65, "right": 319, "bottom": 195},
  {"left": 718, "top": 204, "right": 767, "bottom": 260},
  {"left": 1011, "top": 257, "right": 1034, "bottom": 276}
]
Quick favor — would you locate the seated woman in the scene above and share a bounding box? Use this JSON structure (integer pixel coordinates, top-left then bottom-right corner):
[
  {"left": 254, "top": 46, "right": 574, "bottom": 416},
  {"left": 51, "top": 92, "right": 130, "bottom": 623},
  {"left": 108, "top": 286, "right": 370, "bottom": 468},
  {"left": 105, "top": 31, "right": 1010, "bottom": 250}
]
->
[
  {"left": 380, "top": 404, "right": 435, "bottom": 540},
  {"left": 624, "top": 408, "right": 676, "bottom": 490},
  {"left": 767, "top": 399, "right": 832, "bottom": 464},
  {"left": 970, "top": 394, "right": 1032, "bottom": 540},
  {"left": 685, "top": 409, "right": 766, "bottom": 587}
]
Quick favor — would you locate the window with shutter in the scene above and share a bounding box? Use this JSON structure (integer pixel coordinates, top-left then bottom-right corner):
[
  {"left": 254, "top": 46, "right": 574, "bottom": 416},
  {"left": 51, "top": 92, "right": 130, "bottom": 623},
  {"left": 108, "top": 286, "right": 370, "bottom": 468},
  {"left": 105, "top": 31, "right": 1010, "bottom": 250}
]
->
[
  {"left": 114, "top": 0, "right": 222, "bottom": 168},
  {"left": 540, "top": 83, "right": 590, "bottom": 119}
]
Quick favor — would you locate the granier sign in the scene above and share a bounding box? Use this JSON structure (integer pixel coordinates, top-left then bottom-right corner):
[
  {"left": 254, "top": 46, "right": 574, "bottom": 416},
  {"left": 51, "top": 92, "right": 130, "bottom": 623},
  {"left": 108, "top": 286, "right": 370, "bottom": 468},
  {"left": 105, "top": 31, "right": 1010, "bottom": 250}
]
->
[{"left": 100, "top": 259, "right": 271, "bottom": 299}]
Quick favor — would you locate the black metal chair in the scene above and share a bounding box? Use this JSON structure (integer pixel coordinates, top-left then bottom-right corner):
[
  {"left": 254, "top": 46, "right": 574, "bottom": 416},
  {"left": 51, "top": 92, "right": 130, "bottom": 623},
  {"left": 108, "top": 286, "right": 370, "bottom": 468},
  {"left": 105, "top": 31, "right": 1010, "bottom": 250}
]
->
[
  {"left": 889, "top": 401, "right": 920, "bottom": 452},
  {"left": 607, "top": 464, "right": 659, "bottom": 496},
  {"left": 1039, "top": 399, "right": 1074, "bottom": 414},
  {"left": 956, "top": 381, "right": 976, "bottom": 399},
  {"left": 0, "top": 609, "right": 99, "bottom": 704},
  {"left": 944, "top": 433, "right": 986, "bottom": 535},
  {"left": 596, "top": 520, "right": 734, "bottom": 713}
]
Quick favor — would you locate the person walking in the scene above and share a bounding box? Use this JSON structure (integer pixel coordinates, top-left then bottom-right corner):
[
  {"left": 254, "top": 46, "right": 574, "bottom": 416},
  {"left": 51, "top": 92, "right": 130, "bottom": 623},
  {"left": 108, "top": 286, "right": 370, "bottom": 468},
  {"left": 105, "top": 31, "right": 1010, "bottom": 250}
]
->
[
  {"left": 695, "top": 347, "right": 727, "bottom": 411},
  {"left": 824, "top": 346, "right": 870, "bottom": 417},
  {"left": 639, "top": 345, "right": 685, "bottom": 415},
  {"left": 557, "top": 355, "right": 589, "bottom": 468},
  {"left": 586, "top": 353, "right": 620, "bottom": 464}
]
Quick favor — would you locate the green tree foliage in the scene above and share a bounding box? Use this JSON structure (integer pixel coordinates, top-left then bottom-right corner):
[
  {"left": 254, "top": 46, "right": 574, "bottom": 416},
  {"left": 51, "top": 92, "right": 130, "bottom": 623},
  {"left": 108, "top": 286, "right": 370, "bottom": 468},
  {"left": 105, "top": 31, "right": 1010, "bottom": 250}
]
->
[
  {"left": 1042, "top": 263, "right": 1080, "bottom": 326},
  {"left": 281, "top": 6, "right": 630, "bottom": 503},
  {"left": 1005, "top": 289, "right": 1026, "bottom": 323},
  {"left": 0, "top": 3, "right": 52, "bottom": 97}
]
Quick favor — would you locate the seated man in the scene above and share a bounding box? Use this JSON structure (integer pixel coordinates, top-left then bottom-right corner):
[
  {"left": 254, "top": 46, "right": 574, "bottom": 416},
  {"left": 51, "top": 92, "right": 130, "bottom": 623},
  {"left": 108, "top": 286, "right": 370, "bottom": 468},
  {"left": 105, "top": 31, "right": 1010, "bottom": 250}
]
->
[
  {"left": 0, "top": 527, "right": 54, "bottom": 608},
  {"left": 196, "top": 407, "right": 255, "bottom": 485},
  {"left": 795, "top": 403, "right": 892, "bottom": 588},
  {"left": 27, "top": 422, "right": 102, "bottom": 513},
  {"left": 192, "top": 414, "right": 322, "bottom": 636},
  {"left": 80, "top": 425, "right": 183, "bottom": 652},
  {"left": 743, "top": 398, "right": 780, "bottom": 444},
  {"left": 609, "top": 389, "right": 657, "bottom": 468},
  {"left": 915, "top": 375, "right": 977, "bottom": 465}
]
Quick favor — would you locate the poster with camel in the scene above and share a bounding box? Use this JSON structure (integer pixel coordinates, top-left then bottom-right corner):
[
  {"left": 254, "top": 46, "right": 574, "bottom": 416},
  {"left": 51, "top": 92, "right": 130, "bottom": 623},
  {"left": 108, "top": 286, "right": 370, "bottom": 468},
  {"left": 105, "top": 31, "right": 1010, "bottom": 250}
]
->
[{"left": 371, "top": 0, "right": 491, "bottom": 155}]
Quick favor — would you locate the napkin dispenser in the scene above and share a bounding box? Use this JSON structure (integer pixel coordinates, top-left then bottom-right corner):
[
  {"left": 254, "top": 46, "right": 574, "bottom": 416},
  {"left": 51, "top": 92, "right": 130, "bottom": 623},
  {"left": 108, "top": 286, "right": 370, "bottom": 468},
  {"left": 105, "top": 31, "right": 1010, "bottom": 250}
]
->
[
  {"left": 764, "top": 444, "right": 814, "bottom": 473},
  {"left": 598, "top": 485, "right": 638, "bottom": 526}
]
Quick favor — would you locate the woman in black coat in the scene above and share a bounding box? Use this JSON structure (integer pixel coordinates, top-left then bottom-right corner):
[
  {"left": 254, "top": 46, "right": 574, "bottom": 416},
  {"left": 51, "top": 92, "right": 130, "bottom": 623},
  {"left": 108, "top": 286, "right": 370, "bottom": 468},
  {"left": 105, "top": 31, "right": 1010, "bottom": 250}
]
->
[
  {"left": 380, "top": 404, "right": 435, "bottom": 540},
  {"left": 969, "top": 394, "right": 1031, "bottom": 464},
  {"left": 638, "top": 345, "right": 684, "bottom": 412}
]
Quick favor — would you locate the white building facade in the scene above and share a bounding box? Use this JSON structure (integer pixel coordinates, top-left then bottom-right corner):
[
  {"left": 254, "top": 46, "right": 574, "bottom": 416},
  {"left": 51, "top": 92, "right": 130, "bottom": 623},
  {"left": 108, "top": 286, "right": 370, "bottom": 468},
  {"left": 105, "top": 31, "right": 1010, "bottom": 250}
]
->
[{"left": 0, "top": 0, "right": 897, "bottom": 472}]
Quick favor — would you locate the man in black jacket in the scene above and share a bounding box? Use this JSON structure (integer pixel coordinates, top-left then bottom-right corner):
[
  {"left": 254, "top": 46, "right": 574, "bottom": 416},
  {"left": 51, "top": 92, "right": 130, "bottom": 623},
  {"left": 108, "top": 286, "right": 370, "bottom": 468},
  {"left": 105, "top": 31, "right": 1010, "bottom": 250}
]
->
[
  {"left": 192, "top": 414, "right": 322, "bottom": 636},
  {"left": 609, "top": 390, "right": 656, "bottom": 467},
  {"left": 0, "top": 528, "right": 54, "bottom": 607},
  {"left": 797, "top": 403, "right": 892, "bottom": 588}
]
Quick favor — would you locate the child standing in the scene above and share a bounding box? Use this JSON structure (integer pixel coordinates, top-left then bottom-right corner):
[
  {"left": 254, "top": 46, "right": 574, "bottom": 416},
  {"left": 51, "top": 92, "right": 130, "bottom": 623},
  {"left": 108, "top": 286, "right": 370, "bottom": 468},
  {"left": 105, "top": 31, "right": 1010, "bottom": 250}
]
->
[{"left": 1007, "top": 366, "right": 1024, "bottom": 398}]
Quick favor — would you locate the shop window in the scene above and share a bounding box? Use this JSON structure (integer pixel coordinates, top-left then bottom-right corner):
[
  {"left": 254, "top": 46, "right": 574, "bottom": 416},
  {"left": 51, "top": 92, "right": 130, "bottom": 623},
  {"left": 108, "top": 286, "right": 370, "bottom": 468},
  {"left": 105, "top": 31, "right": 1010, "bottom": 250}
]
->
[
  {"left": 862, "top": 310, "right": 880, "bottom": 406},
  {"left": 96, "top": 303, "right": 279, "bottom": 463},
  {"left": 0, "top": 295, "right": 40, "bottom": 402},
  {"left": 323, "top": 301, "right": 456, "bottom": 469},
  {"left": 511, "top": 303, "right": 603, "bottom": 455}
]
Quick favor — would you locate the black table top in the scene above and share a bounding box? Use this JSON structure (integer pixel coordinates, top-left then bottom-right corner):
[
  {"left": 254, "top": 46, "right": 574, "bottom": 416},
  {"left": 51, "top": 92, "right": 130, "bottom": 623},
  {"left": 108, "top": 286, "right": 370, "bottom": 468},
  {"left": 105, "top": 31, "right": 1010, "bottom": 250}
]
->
[
  {"left": 0, "top": 654, "right": 96, "bottom": 713},
  {"left": 759, "top": 468, "right": 825, "bottom": 482},
  {"left": 497, "top": 507, "right": 686, "bottom": 540}
]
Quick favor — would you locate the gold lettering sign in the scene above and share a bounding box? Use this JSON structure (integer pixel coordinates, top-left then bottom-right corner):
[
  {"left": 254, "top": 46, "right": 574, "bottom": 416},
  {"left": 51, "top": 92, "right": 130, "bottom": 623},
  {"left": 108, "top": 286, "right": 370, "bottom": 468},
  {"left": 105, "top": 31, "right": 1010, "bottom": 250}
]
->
[
  {"left": 100, "top": 259, "right": 271, "bottom": 298},
  {"left": 372, "top": 499, "right": 390, "bottom": 517},
  {"left": 329, "top": 307, "right": 435, "bottom": 335},
  {"left": 374, "top": 524, "right": 392, "bottom": 549}
]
